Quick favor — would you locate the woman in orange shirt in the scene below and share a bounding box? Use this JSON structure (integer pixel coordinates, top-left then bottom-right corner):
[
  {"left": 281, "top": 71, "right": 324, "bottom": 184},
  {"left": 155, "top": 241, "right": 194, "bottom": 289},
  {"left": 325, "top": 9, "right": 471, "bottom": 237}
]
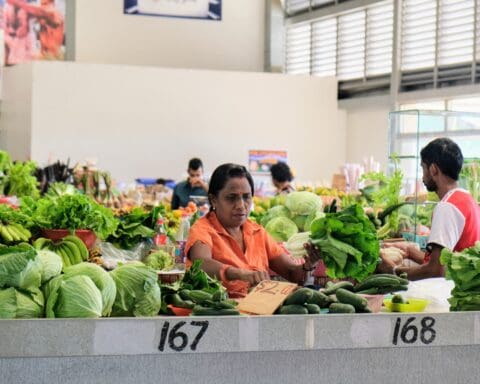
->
[{"left": 185, "top": 163, "right": 319, "bottom": 297}]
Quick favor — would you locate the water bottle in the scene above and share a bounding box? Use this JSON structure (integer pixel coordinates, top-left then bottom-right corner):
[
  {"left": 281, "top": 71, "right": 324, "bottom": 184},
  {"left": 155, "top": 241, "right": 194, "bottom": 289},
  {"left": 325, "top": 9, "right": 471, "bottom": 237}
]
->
[
  {"left": 175, "top": 213, "right": 190, "bottom": 265},
  {"left": 153, "top": 217, "right": 168, "bottom": 246}
]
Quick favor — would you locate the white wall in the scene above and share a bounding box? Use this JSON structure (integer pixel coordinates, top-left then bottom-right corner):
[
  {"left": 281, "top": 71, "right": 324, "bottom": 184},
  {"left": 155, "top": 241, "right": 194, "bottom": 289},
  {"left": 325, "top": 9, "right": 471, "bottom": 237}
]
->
[
  {"left": 0, "top": 64, "right": 33, "bottom": 160},
  {"left": 72, "top": 0, "right": 266, "bottom": 72},
  {"left": 344, "top": 105, "right": 391, "bottom": 171},
  {"left": 4, "top": 62, "right": 345, "bottom": 183}
]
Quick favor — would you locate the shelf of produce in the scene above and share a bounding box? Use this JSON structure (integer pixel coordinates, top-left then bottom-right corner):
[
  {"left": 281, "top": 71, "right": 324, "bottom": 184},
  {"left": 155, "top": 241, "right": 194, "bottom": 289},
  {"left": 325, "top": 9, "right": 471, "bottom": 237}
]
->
[{"left": 2, "top": 312, "right": 480, "bottom": 383}]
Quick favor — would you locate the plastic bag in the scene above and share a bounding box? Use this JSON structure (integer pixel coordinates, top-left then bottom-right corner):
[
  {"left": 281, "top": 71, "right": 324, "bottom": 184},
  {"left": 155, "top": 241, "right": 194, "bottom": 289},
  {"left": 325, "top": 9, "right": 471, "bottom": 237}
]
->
[{"left": 98, "top": 241, "right": 152, "bottom": 270}]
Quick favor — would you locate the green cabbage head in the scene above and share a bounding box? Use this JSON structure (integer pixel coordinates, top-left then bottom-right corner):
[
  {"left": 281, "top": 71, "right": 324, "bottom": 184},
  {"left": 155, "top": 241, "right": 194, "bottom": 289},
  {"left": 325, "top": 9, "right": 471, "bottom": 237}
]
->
[
  {"left": 63, "top": 262, "right": 116, "bottom": 317},
  {"left": 0, "top": 287, "right": 44, "bottom": 318},
  {"left": 38, "top": 250, "right": 63, "bottom": 284},
  {"left": 260, "top": 205, "right": 291, "bottom": 227},
  {"left": 110, "top": 262, "right": 161, "bottom": 317},
  {"left": 265, "top": 216, "right": 298, "bottom": 242},
  {"left": 44, "top": 274, "right": 103, "bottom": 318},
  {"left": 285, "top": 191, "right": 323, "bottom": 216},
  {"left": 0, "top": 244, "right": 42, "bottom": 292}
]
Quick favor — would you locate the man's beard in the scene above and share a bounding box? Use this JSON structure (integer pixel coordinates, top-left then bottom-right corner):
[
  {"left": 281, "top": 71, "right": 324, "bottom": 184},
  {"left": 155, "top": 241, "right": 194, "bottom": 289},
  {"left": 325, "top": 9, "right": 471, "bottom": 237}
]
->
[{"left": 424, "top": 178, "right": 437, "bottom": 192}]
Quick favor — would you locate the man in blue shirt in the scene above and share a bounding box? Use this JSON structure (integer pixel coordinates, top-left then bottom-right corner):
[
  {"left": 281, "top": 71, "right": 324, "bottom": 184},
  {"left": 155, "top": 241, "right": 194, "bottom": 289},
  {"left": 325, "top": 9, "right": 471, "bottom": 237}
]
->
[{"left": 171, "top": 158, "right": 208, "bottom": 209}]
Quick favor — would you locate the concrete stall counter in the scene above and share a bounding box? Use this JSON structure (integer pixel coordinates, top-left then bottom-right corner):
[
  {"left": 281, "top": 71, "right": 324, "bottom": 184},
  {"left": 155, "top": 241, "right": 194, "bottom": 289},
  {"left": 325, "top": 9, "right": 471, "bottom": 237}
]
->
[{"left": 1, "top": 312, "right": 479, "bottom": 384}]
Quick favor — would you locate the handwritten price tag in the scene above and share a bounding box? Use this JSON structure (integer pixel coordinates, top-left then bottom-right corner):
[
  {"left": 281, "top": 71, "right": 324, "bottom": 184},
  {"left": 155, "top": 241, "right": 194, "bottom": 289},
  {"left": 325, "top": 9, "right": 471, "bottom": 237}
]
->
[{"left": 237, "top": 280, "right": 297, "bottom": 315}]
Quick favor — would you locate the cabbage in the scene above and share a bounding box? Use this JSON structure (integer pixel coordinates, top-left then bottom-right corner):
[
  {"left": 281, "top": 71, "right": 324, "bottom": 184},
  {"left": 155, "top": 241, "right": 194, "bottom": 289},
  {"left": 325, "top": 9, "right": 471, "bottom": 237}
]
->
[
  {"left": 45, "top": 274, "right": 103, "bottom": 318},
  {"left": 0, "top": 287, "right": 44, "bottom": 318},
  {"left": 260, "top": 205, "right": 291, "bottom": 227},
  {"left": 285, "top": 191, "right": 322, "bottom": 216},
  {"left": 110, "top": 263, "right": 161, "bottom": 317},
  {"left": 265, "top": 216, "right": 298, "bottom": 242},
  {"left": 292, "top": 215, "right": 308, "bottom": 232},
  {"left": 38, "top": 250, "right": 63, "bottom": 284},
  {"left": 285, "top": 232, "right": 311, "bottom": 259},
  {"left": 63, "top": 262, "right": 116, "bottom": 317},
  {"left": 304, "top": 211, "right": 326, "bottom": 232},
  {"left": 0, "top": 244, "right": 42, "bottom": 292},
  {"left": 144, "top": 250, "right": 174, "bottom": 271}
]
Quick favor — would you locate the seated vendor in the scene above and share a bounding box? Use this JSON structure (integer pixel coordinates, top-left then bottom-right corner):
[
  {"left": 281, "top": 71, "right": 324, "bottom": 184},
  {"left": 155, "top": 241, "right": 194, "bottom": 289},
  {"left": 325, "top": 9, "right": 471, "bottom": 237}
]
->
[{"left": 185, "top": 163, "right": 319, "bottom": 297}]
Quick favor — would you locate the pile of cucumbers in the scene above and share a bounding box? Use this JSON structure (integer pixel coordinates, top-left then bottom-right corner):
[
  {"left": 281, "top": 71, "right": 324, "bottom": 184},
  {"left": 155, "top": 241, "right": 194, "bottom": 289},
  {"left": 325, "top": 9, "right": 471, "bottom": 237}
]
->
[
  {"left": 353, "top": 273, "right": 409, "bottom": 295},
  {"left": 277, "top": 281, "right": 372, "bottom": 315},
  {"left": 165, "top": 289, "right": 240, "bottom": 316}
]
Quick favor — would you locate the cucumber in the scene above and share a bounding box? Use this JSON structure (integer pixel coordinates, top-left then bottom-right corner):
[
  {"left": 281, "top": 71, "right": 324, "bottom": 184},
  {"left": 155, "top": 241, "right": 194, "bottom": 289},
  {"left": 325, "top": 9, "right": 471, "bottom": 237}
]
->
[
  {"left": 212, "top": 290, "right": 227, "bottom": 302},
  {"left": 179, "top": 289, "right": 191, "bottom": 301},
  {"left": 284, "top": 288, "right": 314, "bottom": 306},
  {"left": 307, "top": 291, "right": 330, "bottom": 307},
  {"left": 391, "top": 294, "right": 407, "bottom": 304},
  {"left": 355, "top": 287, "right": 379, "bottom": 295},
  {"left": 354, "top": 276, "right": 407, "bottom": 292},
  {"left": 279, "top": 304, "right": 309, "bottom": 315},
  {"left": 328, "top": 303, "right": 355, "bottom": 314},
  {"left": 336, "top": 288, "right": 368, "bottom": 310},
  {"left": 188, "top": 290, "right": 214, "bottom": 304},
  {"left": 191, "top": 305, "right": 240, "bottom": 316},
  {"left": 323, "top": 281, "right": 354, "bottom": 295},
  {"left": 305, "top": 303, "right": 321, "bottom": 314},
  {"left": 203, "top": 299, "right": 237, "bottom": 310},
  {"left": 170, "top": 293, "right": 195, "bottom": 309}
]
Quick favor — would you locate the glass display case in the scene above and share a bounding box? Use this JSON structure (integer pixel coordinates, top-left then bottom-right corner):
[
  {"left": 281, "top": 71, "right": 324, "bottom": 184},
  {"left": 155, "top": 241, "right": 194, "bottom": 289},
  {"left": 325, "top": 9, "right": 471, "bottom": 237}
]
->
[{"left": 388, "top": 110, "right": 480, "bottom": 247}]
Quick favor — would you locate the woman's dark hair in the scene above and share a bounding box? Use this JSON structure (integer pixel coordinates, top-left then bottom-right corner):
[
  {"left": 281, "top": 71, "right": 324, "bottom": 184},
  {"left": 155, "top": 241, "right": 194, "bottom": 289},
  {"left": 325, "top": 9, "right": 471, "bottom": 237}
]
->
[
  {"left": 420, "top": 137, "right": 463, "bottom": 180},
  {"left": 208, "top": 163, "right": 255, "bottom": 202},
  {"left": 270, "top": 162, "right": 293, "bottom": 183},
  {"left": 188, "top": 158, "right": 203, "bottom": 171}
]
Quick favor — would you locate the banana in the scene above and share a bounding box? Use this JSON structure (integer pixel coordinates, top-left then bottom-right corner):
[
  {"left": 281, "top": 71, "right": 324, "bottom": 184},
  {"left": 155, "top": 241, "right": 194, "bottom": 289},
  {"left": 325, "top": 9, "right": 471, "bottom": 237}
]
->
[
  {"left": 55, "top": 245, "right": 71, "bottom": 267},
  {"left": 0, "top": 224, "right": 14, "bottom": 243},
  {"left": 33, "top": 237, "right": 52, "bottom": 250},
  {"left": 10, "top": 223, "right": 31, "bottom": 241},
  {"left": 63, "top": 235, "right": 89, "bottom": 261},
  {"left": 59, "top": 242, "right": 79, "bottom": 266},
  {"left": 5, "top": 225, "right": 21, "bottom": 242}
]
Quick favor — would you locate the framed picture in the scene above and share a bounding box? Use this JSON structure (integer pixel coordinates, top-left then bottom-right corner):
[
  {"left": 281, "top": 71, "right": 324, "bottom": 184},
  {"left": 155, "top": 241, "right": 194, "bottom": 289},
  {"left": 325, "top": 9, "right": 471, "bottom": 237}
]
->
[
  {"left": 248, "top": 150, "right": 288, "bottom": 174},
  {"left": 2, "top": 0, "right": 66, "bottom": 66},
  {"left": 124, "top": 0, "right": 222, "bottom": 21}
]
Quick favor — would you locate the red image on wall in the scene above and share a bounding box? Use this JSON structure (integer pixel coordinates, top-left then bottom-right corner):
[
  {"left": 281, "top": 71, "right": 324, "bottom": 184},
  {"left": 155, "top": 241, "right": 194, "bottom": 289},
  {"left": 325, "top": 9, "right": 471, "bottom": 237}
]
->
[{"left": 2, "top": 0, "right": 65, "bottom": 66}]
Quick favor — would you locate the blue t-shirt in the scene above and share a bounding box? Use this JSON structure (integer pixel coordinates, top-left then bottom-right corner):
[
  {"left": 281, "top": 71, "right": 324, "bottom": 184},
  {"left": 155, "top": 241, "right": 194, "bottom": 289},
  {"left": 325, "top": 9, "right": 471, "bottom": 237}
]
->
[{"left": 171, "top": 180, "right": 207, "bottom": 209}]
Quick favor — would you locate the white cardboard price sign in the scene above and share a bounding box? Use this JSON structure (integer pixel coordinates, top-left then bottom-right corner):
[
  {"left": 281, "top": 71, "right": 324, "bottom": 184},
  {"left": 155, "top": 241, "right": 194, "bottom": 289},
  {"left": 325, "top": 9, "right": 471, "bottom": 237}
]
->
[{"left": 237, "top": 280, "right": 297, "bottom": 315}]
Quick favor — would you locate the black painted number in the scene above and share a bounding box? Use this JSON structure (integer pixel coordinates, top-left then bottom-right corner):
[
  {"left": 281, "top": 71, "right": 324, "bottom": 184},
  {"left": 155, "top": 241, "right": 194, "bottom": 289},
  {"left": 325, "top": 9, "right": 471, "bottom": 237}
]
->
[
  {"left": 392, "top": 316, "right": 436, "bottom": 345},
  {"left": 158, "top": 321, "right": 209, "bottom": 352}
]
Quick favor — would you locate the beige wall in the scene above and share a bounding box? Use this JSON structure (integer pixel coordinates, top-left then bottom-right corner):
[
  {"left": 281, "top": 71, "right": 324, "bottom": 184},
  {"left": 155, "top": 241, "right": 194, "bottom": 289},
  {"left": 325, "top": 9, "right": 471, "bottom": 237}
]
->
[
  {"left": 0, "top": 64, "right": 33, "bottom": 160},
  {"left": 72, "top": 0, "right": 266, "bottom": 72},
  {"left": 4, "top": 62, "right": 346, "bottom": 183},
  {"left": 344, "top": 105, "right": 391, "bottom": 172}
]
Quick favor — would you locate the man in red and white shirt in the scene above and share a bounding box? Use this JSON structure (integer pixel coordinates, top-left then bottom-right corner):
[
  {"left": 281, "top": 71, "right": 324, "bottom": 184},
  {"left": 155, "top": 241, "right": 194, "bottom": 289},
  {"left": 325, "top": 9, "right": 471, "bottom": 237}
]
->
[{"left": 380, "top": 137, "right": 480, "bottom": 280}]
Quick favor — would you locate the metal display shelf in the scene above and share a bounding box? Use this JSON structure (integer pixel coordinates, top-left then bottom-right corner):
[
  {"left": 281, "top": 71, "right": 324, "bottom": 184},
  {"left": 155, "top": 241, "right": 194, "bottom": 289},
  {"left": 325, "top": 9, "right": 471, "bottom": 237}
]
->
[{"left": 1, "top": 312, "right": 480, "bottom": 384}]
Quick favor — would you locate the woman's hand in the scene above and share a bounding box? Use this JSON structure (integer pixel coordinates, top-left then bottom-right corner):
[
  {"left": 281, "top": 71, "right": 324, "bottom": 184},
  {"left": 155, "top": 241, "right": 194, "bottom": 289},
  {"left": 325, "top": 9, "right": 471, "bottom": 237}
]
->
[
  {"left": 226, "top": 267, "right": 270, "bottom": 285},
  {"left": 302, "top": 242, "right": 321, "bottom": 271}
]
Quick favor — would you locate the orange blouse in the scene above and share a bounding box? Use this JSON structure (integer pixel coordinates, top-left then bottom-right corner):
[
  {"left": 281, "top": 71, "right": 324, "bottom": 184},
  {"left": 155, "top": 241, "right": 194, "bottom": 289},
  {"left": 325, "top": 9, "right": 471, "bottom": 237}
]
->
[{"left": 184, "top": 212, "right": 284, "bottom": 297}]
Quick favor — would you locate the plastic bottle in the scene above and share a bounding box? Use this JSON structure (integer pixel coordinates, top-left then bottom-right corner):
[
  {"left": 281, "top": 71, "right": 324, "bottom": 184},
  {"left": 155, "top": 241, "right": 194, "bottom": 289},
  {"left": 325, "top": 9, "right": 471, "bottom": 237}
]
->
[
  {"left": 153, "top": 218, "right": 168, "bottom": 246},
  {"left": 175, "top": 213, "right": 190, "bottom": 265}
]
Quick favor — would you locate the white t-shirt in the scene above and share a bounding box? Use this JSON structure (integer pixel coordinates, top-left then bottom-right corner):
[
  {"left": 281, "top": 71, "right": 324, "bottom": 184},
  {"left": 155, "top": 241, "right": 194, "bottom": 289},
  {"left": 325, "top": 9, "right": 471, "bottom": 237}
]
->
[{"left": 427, "top": 188, "right": 468, "bottom": 250}]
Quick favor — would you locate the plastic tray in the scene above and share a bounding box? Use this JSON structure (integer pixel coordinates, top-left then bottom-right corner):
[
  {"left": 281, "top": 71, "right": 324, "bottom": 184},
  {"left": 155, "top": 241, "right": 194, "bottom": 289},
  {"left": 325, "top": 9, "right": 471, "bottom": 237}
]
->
[{"left": 383, "top": 297, "right": 429, "bottom": 312}]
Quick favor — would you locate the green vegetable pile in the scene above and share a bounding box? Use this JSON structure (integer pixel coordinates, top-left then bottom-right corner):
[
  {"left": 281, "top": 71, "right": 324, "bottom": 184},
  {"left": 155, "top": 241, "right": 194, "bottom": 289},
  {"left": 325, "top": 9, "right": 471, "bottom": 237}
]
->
[
  {"left": 107, "top": 207, "right": 155, "bottom": 249},
  {"left": 144, "top": 249, "right": 174, "bottom": 271},
  {"left": 260, "top": 191, "right": 324, "bottom": 240},
  {"left": 441, "top": 242, "right": 480, "bottom": 311},
  {"left": 309, "top": 204, "right": 380, "bottom": 281},
  {"left": 23, "top": 194, "right": 119, "bottom": 240},
  {"left": 160, "top": 259, "right": 226, "bottom": 314}
]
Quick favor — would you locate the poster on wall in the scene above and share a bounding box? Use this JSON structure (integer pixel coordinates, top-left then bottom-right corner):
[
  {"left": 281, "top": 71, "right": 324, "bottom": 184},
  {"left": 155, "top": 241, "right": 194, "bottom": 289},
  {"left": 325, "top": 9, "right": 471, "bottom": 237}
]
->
[
  {"left": 124, "top": 0, "right": 222, "bottom": 21},
  {"left": 1, "top": 0, "right": 66, "bottom": 66},
  {"left": 248, "top": 150, "right": 288, "bottom": 174}
]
